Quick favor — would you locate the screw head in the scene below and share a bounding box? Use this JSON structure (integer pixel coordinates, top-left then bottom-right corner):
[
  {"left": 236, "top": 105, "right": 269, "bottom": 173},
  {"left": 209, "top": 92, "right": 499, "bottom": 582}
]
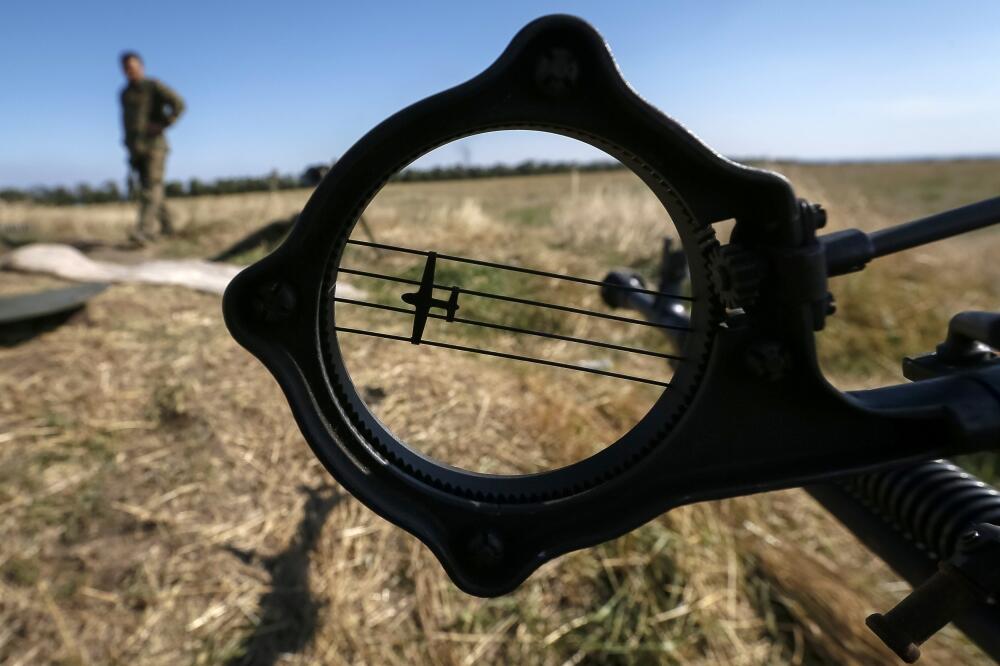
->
[
  {"left": 466, "top": 529, "right": 505, "bottom": 569},
  {"left": 253, "top": 281, "right": 296, "bottom": 323},
  {"left": 745, "top": 341, "right": 790, "bottom": 382},
  {"left": 811, "top": 203, "right": 827, "bottom": 229},
  {"left": 535, "top": 47, "right": 579, "bottom": 96}
]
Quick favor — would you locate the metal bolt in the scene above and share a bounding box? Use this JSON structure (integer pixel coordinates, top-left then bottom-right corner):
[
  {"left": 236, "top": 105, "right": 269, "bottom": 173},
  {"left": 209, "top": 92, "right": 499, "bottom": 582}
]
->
[
  {"left": 958, "top": 528, "right": 983, "bottom": 552},
  {"left": 466, "top": 529, "right": 505, "bottom": 569},
  {"left": 535, "top": 47, "right": 579, "bottom": 96},
  {"left": 253, "top": 281, "right": 296, "bottom": 323},
  {"left": 811, "top": 203, "right": 827, "bottom": 229},
  {"left": 824, "top": 292, "right": 837, "bottom": 316},
  {"left": 798, "top": 199, "right": 827, "bottom": 230}
]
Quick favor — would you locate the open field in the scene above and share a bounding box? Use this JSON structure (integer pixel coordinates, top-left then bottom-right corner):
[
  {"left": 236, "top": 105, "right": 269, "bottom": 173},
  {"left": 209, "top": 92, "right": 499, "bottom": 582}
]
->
[{"left": 1, "top": 159, "right": 999, "bottom": 664}]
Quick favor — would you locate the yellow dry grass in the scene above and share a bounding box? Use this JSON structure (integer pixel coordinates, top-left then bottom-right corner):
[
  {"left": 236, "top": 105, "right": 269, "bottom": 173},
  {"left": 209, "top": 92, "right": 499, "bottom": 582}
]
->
[
  {"left": 1, "top": 162, "right": 998, "bottom": 665},
  {"left": 0, "top": 190, "right": 308, "bottom": 247}
]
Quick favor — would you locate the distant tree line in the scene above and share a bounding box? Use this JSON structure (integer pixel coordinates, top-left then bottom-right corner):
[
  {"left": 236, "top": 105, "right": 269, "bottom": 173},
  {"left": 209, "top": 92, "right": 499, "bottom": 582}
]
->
[
  {"left": 177, "top": 173, "right": 303, "bottom": 198},
  {"left": 1, "top": 170, "right": 313, "bottom": 206},
  {"left": 0, "top": 181, "right": 125, "bottom": 205},
  {"left": 0, "top": 160, "right": 623, "bottom": 206},
  {"left": 392, "top": 159, "right": 623, "bottom": 183}
]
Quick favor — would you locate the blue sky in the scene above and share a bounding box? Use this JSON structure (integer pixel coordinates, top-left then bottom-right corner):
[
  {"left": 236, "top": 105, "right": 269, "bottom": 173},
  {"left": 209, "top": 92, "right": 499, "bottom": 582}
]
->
[{"left": 2, "top": 1, "right": 999, "bottom": 188}]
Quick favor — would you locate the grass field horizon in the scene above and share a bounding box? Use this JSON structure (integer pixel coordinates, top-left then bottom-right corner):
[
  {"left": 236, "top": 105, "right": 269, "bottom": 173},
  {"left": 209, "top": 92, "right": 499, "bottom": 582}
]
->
[{"left": 1, "top": 157, "right": 999, "bottom": 664}]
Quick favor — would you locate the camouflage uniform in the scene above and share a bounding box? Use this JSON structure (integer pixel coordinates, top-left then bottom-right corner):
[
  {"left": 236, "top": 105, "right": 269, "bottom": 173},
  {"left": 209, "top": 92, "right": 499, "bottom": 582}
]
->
[{"left": 121, "top": 78, "right": 185, "bottom": 240}]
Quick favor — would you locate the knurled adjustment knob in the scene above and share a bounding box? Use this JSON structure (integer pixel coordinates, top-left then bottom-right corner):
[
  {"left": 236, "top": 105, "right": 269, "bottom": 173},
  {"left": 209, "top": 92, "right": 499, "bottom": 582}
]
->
[{"left": 712, "top": 244, "right": 763, "bottom": 310}]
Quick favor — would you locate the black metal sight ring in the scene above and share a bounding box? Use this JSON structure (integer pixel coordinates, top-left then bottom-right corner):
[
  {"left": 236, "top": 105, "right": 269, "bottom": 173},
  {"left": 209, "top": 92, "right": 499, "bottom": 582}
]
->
[{"left": 223, "top": 15, "right": 1000, "bottom": 596}]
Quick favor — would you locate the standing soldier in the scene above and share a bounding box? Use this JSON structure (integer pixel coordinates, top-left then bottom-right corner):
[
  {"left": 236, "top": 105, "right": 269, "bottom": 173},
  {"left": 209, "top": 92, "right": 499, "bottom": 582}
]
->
[{"left": 120, "top": 51, "right": 185, "bottom": 244}]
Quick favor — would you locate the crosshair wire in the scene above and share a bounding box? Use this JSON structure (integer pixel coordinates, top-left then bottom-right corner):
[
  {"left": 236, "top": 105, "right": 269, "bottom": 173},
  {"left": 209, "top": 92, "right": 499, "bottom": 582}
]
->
[
  {"left": 333, "top": 239, "right": 692, "bottom": 386},
  {"left": 346, "top": 239, "right": 694, "bottom": 301},
  {"left": 333, "top": 325, "right": 672, "bottom": 387},
  {"left": 336, "top": 267, "right": 692, "bottom": 332},
  {"left": 333, "top": 295, "right": 686, "bottom": 361}
]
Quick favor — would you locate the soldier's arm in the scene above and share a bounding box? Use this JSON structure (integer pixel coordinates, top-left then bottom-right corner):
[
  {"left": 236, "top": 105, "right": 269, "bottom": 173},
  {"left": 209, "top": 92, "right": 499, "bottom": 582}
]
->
[
  {"left": 120, "top": 89, "right": 127, "bottom": 145},
  {"left": 155, "top": 80, "right": 186, "bottom": 126},
  {"left": 121, "top": 88, "right": 137, "bottom": 153}
]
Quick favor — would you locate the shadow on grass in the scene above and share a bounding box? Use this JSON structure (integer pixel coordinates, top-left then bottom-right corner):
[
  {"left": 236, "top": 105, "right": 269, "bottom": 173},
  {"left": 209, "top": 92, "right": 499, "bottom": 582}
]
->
[
  {"left": 209, "top": 216, "right": 295, "bottom": 263},
  {"left": 0, "top": 309, "right": 81, "bottom": 346},
  {"left": 224, "top": 484, "right": 344, "bottom": 666}
]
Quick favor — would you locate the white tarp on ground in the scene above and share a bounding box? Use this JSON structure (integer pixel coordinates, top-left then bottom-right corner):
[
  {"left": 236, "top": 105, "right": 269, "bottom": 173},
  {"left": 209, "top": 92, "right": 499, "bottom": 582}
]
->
[{"left": 0, "top": 243, "right": 364, "bottom": 298}]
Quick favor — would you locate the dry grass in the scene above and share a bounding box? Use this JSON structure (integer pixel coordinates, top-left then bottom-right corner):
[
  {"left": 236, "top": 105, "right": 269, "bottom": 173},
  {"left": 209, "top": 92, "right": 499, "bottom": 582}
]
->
[
  {"left": 0, "top": 190, "right": 308, "bottom": 261},
  {"left": 1, "top": 163, "right": 998, "bottom": 664}
]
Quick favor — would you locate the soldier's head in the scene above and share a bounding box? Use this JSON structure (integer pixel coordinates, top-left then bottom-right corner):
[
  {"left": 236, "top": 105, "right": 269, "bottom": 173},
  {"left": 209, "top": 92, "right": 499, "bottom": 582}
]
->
[{"left": 120, "top": 51, "right": 144, "bottom": 82}]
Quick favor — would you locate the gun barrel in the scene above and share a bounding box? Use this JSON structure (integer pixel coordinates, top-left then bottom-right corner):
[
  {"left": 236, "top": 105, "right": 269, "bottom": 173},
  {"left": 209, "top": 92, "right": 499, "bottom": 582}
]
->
[
  {"left": 871, "top": 195, "right": 1000, "bottom": 257},
  {"left": 823, "top": 196, "right": 1000, "bottom": 276}
]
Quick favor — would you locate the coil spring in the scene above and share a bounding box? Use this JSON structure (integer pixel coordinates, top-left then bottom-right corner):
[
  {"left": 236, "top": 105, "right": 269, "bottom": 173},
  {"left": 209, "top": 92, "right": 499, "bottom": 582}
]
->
[{"left": 839, "top": 460, "right": 1000, "bottom": 561}]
